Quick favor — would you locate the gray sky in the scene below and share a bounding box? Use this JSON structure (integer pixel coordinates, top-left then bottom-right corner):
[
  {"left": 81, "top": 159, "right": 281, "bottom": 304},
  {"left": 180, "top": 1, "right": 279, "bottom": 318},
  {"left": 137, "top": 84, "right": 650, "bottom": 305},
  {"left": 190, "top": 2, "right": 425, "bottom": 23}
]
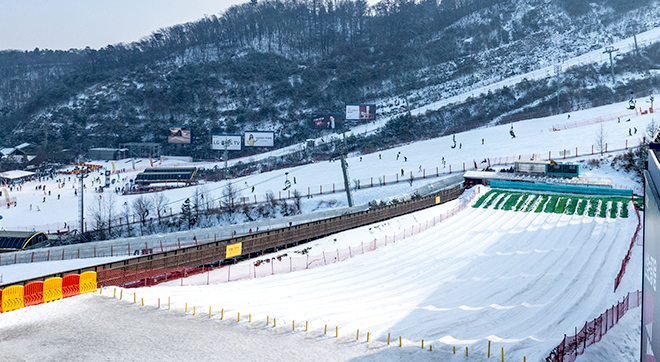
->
[{"left": 0, "top": 0, "right": 247, "bottom": 51}]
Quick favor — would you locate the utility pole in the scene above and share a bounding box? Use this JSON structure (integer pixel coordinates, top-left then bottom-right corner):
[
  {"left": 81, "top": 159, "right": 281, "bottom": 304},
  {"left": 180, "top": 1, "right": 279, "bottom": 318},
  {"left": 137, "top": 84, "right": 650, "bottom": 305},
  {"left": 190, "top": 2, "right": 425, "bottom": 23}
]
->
[
  {"left": 77, "top": 166, "right": 89, "bottom": 236},
  {"left": 340, "top": 132, "right": 353, "bottom": 207},
  {"left": 554, "top": 63, "right": 562, "bottom": 112},
  {"left": 603, "top": 46, "right": 618, "bottom": 85}
]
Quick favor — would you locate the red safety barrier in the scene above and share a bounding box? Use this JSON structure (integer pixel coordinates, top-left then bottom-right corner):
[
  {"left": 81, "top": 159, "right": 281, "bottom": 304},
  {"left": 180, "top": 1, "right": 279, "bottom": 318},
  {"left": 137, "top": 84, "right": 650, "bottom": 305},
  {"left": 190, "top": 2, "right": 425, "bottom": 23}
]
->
[
  {"left": 23, "top": 281, "right": 44, "bottom": 306},
  {"left": 614, "top": 197, "right": 642, "bottom": 292},
  {"left": 62, "top": 274, "right": 80, "bottom": 298},
  {"left": 551, "top": 290, "right": 641, "bottom": 362}
]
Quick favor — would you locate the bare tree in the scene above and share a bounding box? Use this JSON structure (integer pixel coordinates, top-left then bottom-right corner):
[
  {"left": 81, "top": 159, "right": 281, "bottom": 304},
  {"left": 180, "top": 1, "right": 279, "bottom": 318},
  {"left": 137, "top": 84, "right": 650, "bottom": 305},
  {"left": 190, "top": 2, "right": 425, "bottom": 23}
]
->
[
  {"left": 594, "top": 123, "right": 608, "bottom": 155},
  {"left": 222, "top": 182, "right": 239, "bottom": 215},
  {"left": 646, "top": 119, "right": 658, "bottom": 142},
  {"left": 105, "top": 193, "right": 117, "bottom": 236},
  {"left": 132, "top": 195, "right": 153, "bottom": 235},
  {"left": 151, "top": 192, "right": 170, "bottom": 220},
  {"left": 88, "top": 195, "right": 107, "bottom": 239}
]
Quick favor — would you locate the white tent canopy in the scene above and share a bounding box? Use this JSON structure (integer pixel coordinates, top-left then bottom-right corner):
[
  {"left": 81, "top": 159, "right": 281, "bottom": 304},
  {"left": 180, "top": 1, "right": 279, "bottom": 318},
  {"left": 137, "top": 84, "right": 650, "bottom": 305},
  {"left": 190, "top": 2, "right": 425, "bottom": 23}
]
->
[{"left": 0, "top": 170, "right": 36, "bottom": 180}]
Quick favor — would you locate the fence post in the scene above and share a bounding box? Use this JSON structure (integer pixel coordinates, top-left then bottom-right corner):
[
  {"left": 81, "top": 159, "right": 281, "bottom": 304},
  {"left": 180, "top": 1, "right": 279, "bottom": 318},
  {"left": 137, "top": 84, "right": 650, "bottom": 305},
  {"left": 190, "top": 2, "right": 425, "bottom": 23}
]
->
[{"left": 576, "top": 147, "right": 578, "bottom": 157}]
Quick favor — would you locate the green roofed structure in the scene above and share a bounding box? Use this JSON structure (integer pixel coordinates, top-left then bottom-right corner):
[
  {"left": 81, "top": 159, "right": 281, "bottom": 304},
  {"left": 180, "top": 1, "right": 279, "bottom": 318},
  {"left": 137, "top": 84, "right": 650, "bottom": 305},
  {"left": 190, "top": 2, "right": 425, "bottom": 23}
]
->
[{"left": 0, "top": 230, "right": 49, "bottom": 253}]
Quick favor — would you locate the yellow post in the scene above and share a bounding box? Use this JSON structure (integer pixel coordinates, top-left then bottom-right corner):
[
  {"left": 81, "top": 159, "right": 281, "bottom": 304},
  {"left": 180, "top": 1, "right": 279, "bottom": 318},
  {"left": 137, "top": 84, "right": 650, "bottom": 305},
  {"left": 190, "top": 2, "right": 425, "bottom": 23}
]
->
[
  {"left": 488, "top": 340, "right": 491, "bottom": 358},
  {"left": 524, "top": 357, "right": 526, "bottom": 362},
  {"left": 306, "top": 321, "right": 308, "bottom": 331},
  {"left": 134, "top": 293, "right": 136, "bottom": 303},
  {"left": 356, "top": 329, "right": 359, "bottom": 340},
  {"left": 336, "top": 326, "right": 338, "bottom": 338},
  {"left": 501, "top": 347, "right": 504, "bottom": 362},
  {"left": 168, "top": 297, "right": 170, "bottom": 310},
  {"left": 249, "top": 314, "right": 252, "bottom": 323},
  {"left": 222, "top": 309, "right": 224, "bottom": 320},
  {"left": 141, "top": 298, "right": 144, "bottom": 306},
  {"left": 399, "top": 336, "right": 402, "bottom": 347},
  {"left": 422, "top": 339, "right": 424, "bottom": 349},
  {"left": 114, "top": 288, "right": 116, "bottom": 298},
  {"left": 185, "top": 303, "right": 187, "bottom": 313},
  {"left": 453, "top": 346, "right": 455, "bottom": 354},
  {"left": 293, "top": 320, "right": 295, "bottom": 331},
  {"left": 267, "top": 316, "right": 269, "bottom": 325},
  {"left": 274, "top": 318, "right": 276, "bottom": 327},
  {"left": 238, "top": 312, "right": 240, "bottom": 322},
  {"left": 466, "top": 346, "right": 468, "bottom": 356},
  {"left": 120, "top": 290, "right": 123, "bottom": 300},
  {"left": 430, "top": 345, "right": 432, "bottom": 352},
  {"left": 325, "top": 325, "right": 327, "bottom": 334},
  {"left": 158, "top": 298, "right": 161, "bottom": 309},
  {"left": 100, "top": 286, "right": 103, "bottom": 294},
  {"left": 194, "top": 306, "right": 196, "bottom": 316},
  {"left": 209, "top": 306, "right": 212, "bottom": 319},
  {"left": 367, "top": 332, "right": 370, "bottom": 342},
  {"left": 388, "top": 333, "right": 391, "bottom": 345}
]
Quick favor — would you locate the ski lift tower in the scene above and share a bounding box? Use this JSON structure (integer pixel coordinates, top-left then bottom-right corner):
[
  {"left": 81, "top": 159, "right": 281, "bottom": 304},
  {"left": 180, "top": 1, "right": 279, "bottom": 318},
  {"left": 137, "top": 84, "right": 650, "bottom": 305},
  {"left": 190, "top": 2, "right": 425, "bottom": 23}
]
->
[{"left": 603, "top": 46, "right": 619, "bottom": 85}]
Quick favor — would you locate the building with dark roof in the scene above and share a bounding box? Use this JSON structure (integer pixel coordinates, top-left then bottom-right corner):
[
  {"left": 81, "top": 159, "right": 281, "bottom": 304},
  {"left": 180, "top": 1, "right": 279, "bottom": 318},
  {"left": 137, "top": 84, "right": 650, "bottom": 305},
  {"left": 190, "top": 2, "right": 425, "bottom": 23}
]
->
[{"left": 0, "top": 231, "right": 49, "bottom": 253}]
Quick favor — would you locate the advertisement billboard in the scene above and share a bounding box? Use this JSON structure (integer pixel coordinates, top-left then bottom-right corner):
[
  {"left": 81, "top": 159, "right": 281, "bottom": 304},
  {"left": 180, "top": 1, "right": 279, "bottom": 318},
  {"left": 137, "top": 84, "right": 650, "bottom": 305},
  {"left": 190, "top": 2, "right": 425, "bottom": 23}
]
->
[
  {"left": 345, "top": 104, "right": 376, "bottom": 120},
  {"left": 244, "top": 131, "right": 274, "bottom": 147},
  {"left": 168, "top": 127, "right": 192, "bottom": 144},
  {"left": 212, "top": 134, "right": 242, "bottom": 151},
  {"left": 312, "top": 113, "right": 342, "bottom": 129}
]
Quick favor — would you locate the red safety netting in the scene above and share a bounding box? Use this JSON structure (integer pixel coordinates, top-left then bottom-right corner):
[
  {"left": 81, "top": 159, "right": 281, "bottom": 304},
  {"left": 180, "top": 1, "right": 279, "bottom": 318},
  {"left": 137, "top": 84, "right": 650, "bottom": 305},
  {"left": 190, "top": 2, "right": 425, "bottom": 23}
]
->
[
  {"left": 104, "top": 187, "right": 481, "bottom": 288},
  {"left": 551, "top": 290, "right": 641, "bottom": 362},
  {"left": 614, "top": 197, "right": 642, "bottom": 292}
]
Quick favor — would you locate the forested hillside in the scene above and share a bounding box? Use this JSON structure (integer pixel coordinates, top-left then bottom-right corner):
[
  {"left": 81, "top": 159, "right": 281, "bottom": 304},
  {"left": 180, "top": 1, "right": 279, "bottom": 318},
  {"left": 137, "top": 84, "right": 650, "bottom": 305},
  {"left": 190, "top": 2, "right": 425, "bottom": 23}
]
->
[{"left": 0, "top": 0, "right": 659, "bottom": 162}]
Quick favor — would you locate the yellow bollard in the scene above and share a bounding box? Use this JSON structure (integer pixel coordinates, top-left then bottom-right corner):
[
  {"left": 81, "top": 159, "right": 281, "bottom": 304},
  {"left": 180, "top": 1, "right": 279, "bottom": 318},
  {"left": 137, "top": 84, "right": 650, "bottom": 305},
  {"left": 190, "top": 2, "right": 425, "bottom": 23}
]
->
[
  {"left": 306, "top": 321, "right": 308, "bottom": 331},
  {"left": 388, "top": 333, "right": 391, "bottom": 345},
  {"left": 120, "top": 290, "right": 123, "bottom": 300},
  {"left": 274, "top": 318, "right": 276, "bottom": 327},
  {"left": 194, "top": 306, "right": 196, "bottom": 316},
  {"left": 501, "top": 347, "right": 504, "bottom": 362},
  {"left": 114, "top": 288, "right": 116, "bottom": 298},
  {"left": 293, "top": 320, "right": 295, "bottom": 331},
  {"left": 249, "top": 314, "right": 252, "bottom": 323},
  {"left": 209, "top": 306, "right": 212, "bottom": 319},
  {"left": 430, "top": 345, "right": 432, "bottom": 352},
  {"left": 222, "top": 309, "right": 224, "bottom": 320},
  {"left": 422, "top": 339, "right": 424, "bottom": 349},
  {"left": 267, "top": 316, "right": 269, "bottom": 325},
  {"left": 185, "top": 303, "right": 187, "bottom": 313},
  {"left": 367, "top": 332, "right": 370, "bottom": 342},
  {"left": 168, "top": 297, "right": 170, "bottom": 310},
  {"left": 453, "top": 346, "right": 455, "bottom": 354},
  {"left": 100, "top": 286, "right": 103, "bottom": 294},
  {"left": 466, "top": 346, "right": 468, "bottom": 356},
  {"left": 158, "top": 298, "right": 161, "bottom": 309},
  {"left": 134, "top": 293, "right": 136, "bottom": 304},
  {"left": 399, "top": 336, "right": 402, "bottom": 347},
  {"left": 357, "top": 329, "right": 359, "bottom": 340},
  {"left": 141, "top": 298, "right": 144, "bottom": 307},
  {"left": 336, "top": 326, "right": 338, "bottom": 338},
  {"left": 524, "top": 357, "right": 526, "bottom": 362},
  {"left": 325, "top": 325, "right": 327, "bottom": 334},
  {"left": 488, "top": 340, "right": 491, "bottom": 358},
  {"left": 238, "top": 313, "right": 240, "bottom": 322}
]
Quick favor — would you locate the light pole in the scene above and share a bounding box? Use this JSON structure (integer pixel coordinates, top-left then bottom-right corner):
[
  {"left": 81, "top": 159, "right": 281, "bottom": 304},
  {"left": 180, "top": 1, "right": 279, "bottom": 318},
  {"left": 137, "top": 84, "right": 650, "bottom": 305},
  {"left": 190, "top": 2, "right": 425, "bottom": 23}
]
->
[{"left": 554, "top": 63, "right": 562, "bottom": 112}]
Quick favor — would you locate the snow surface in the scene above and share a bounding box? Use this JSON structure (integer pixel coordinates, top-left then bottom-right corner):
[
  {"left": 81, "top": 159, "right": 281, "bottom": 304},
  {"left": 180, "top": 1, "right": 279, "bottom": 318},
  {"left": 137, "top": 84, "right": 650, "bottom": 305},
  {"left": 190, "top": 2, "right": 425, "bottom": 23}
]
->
[{"left": 0, "top": 72, "right": 650, "bottom": 362}]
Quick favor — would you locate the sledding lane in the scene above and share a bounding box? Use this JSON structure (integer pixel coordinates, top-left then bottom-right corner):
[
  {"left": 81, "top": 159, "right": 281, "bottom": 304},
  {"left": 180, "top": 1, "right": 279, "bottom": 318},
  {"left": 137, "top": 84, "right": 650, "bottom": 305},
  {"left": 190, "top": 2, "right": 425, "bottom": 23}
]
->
[{"left": 129, "top": 197, "right": 637, "bottom": 361}]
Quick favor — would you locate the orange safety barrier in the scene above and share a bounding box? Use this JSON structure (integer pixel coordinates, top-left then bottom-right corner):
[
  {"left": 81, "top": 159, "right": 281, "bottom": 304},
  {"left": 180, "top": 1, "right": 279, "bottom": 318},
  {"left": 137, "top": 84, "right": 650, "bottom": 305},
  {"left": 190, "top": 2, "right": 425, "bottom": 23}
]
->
[
  {"left": 62, "top": 274, "right": 80, "bottom": 298},
  {"left": 43, "top": 277, "right": 62, "bottom": 303},
  {"left": 79, "top": 271, "right": 97, "bottom": 294},
  {"left": 23, "top": 281, "right": 44, "bottom": 307},
  {"left": 1, "top": 285, "right": 24, "bottom": 312}
]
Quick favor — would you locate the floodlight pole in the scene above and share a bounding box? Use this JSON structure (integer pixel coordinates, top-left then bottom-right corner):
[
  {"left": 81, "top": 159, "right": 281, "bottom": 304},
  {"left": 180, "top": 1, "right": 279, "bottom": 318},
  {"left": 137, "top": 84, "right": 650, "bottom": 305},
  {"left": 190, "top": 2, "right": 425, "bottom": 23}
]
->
[
  {"left": 603, "top": 46, "right": 618, "bottom": 85},
  {"left": 77, "top": 167, "right": 89, "bottom": 234}
]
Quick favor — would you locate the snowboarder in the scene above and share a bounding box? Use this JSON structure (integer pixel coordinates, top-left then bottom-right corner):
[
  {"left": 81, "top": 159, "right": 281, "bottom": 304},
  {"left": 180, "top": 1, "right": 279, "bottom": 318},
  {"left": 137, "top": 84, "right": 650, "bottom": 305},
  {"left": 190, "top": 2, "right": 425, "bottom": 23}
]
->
[
  {"left": 634, "top": 127, "right": 637, "bottom": 134},
  {"left": 401, "top": 169, "right": 404, "bottom": 176},
  {"left": 510, "top": 128, "right": 516, "bottom": 138},
  {"left": 404, "top": 156, "right": 407, "bottom": 162},
  {"left": 251, "top": 186, "right": 255, "bottom": 193},
  {"left": 419, "top": 165, "right": 422, "bottom": 172},
  {"left": 57, "top": 194, "right": 60, "bottom": 200},
  {"left": 29, "top": 204, "right": 32, "bottom": 210},
  {"left": 459, "top": 143, "right": 462, "bottom": 149},
  {"left": 379, "top": 154, "right": 381, "bottom": 160},
  {"left": 360, "top": 157, "right": 362, "bottom": 162},
  {"left": 629, "top": 128, "right": 632, "bottom": 136},
  {"left": 618, "top": 117, "right": 620, "bottom": 123},
  {"left": 396, "top": 152, "right": 400, "bottom": 160},
  {"left": 294, "top": 177, "right": 296, "bottom": 184},
  {"left": 42, "top": 197, "right": 45, "bottom": 203},
  {"left": 482, "top": 138, "right": 484, "bottom": 145}
]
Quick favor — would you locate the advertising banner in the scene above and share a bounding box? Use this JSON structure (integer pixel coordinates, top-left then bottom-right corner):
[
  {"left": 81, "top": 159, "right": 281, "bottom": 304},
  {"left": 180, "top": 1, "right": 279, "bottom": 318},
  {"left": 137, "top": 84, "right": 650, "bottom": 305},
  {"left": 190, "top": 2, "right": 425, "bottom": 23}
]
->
[
  {"left": 168, "top": 127, "right": 192, "bottom": 144},
  {"left": 312, "top": 113, "right": 342, "bottom": 129},
  {"left": 226, "top": 242, "right": 242, "bottom": 258},
  {"left": 244, "top": 131, "right": 274, "bottom": 147},
  {"left": 345, "top": 104, "right": 376, "bottom": 120},
  {"left": 212, "top": 134, "right": 242, "bottom": 151}
]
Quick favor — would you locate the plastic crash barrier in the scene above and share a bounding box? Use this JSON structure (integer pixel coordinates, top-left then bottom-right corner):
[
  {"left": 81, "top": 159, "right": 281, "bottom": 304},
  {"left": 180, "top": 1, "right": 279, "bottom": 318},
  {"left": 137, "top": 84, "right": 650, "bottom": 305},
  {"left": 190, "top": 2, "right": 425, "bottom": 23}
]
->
[
  {"left": 23, "top": 281, "right": 44, "bottom": 307},
  {"left": 0, "top": 272, "right": 96, "bottom": 313},
  {"left": 1, "top": 285, "right": 25, "bottom": 313}
]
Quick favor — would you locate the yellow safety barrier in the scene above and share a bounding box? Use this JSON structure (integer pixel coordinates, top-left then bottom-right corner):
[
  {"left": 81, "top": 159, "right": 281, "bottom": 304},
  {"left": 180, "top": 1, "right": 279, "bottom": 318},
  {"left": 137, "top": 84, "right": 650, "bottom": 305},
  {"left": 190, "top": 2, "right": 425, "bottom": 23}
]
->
[
  {"left": 43, "top": 277, "right": 63, "bottom": 303},
  {"left": 79, "top": 271, "right": 97, "bottom": 294},
  {"left": 1, "top": 285, "right": 24, "bottom": 312}
]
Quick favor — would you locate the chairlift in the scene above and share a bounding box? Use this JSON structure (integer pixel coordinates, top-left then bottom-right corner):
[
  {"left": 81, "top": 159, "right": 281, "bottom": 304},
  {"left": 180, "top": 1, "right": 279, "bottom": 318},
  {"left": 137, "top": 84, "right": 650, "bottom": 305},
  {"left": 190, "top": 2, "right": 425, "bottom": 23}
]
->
[
  {"left": 628, "top": 99, "right": 636, "bottom": 110},
  {"left": 283, "top": 172, "right": 291, "bottom": 190}
]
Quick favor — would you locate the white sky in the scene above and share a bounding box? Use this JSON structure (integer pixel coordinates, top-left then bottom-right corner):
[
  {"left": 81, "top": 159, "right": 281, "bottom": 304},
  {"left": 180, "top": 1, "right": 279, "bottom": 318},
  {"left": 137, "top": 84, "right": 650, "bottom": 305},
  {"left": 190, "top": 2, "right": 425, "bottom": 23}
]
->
[{"left": 0, "top": 0, "right": 248, "bottom": 51}]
